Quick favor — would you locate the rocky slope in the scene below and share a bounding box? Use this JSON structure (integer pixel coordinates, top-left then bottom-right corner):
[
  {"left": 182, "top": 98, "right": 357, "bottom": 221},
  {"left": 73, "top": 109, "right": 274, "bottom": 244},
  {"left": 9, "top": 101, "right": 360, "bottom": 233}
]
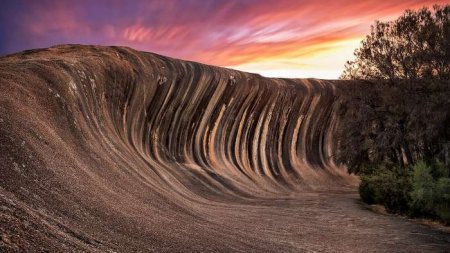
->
[{"left": 0, "top": 45, "right": 448, "bottom": 252}]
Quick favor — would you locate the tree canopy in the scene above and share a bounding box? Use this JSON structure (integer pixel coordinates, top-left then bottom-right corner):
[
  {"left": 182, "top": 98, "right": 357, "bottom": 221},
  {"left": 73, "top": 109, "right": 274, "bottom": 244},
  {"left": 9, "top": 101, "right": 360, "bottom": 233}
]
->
[
  {"left": 336, "top": 5, "right": 450, "bottom": 174},
  {"left": 341, "top": 5, "right": 449, "bottom": 81}
]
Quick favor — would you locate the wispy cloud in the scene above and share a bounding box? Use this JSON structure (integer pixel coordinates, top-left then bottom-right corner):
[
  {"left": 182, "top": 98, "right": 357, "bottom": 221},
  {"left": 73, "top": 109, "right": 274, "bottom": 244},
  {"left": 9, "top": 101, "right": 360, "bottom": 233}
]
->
[{"left": 1, "top": 0, "right": 447, "bottom": 78}]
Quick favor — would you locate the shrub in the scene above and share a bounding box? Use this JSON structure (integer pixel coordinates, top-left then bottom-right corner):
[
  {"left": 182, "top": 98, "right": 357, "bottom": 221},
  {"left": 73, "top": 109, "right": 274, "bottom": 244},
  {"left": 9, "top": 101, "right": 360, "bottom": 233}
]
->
[
  {"left": 431, "top": 160, "right": 449, "bottom": 179},
  {"left": 433, "top": 178, "right": 450, "bottom": 224},
  {"left": 358, "top": 160, "right": 449, "bottom": 223},
  {"left": 410, "top": 161, "right": 435, "bottom": 215},
  {"left": 409, "top": 160, "right": 450, "bottom": 223},
  {"left": 378, "top": 171, "right": 411, "bottom": 213},
  {"left": 359, "top": 175, "right": 379, "bottom": 204},
  {"left": 359, "top": 167, "right": 411, "bottom": 213}
]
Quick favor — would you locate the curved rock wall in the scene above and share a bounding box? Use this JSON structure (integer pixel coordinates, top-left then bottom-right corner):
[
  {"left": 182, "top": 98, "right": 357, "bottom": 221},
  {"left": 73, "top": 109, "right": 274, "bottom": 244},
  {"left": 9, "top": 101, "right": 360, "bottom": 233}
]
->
[{"left": 0, "top": 45, "right": 356, "bottom": 251}]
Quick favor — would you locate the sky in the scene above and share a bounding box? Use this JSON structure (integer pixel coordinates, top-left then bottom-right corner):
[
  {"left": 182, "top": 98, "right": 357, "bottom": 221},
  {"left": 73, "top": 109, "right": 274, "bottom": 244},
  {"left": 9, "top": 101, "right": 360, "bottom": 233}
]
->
[{"left": 0, "top": 0, "right": 448, "bottom": 79}]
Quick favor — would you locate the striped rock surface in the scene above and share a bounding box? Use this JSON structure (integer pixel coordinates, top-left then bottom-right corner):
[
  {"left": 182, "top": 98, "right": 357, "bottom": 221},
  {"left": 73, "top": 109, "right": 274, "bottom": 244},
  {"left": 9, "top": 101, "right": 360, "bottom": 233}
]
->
[{"left": 1, "top": 45, "right": 448, "bottom": 252}]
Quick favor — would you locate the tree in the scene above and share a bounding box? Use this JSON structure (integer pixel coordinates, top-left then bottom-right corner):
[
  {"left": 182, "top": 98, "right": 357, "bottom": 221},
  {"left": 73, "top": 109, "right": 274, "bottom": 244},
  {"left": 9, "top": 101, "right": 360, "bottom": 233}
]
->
[
  {"left": 341, "top": 5, "right": 450, "bottom": 81},
  {"left": 336, "top": 5, "right": 450, "bottom": 174}
]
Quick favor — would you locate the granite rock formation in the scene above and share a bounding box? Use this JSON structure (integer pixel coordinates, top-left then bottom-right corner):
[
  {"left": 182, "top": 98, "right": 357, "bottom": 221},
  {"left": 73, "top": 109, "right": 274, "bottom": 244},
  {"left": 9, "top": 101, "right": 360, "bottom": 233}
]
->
[{"left": 1, "top": 45, "right": 448, "bottom": 252}]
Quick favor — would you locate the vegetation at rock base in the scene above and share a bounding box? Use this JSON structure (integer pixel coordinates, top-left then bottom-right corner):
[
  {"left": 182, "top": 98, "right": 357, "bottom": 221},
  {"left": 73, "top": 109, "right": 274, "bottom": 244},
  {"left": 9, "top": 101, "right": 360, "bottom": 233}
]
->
[
  {"left": 358, "top": 161, "right": 450, "bottom": 224},
  {"left": 338, "top": 5, "right": 450, "bottom": 224}
]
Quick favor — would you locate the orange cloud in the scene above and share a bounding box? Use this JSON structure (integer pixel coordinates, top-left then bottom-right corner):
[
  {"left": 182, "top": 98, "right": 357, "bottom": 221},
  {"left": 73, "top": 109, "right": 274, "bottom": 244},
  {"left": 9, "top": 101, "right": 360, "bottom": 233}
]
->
[{"left": 1, "top": 0, "right": 449, "bottom": 78}]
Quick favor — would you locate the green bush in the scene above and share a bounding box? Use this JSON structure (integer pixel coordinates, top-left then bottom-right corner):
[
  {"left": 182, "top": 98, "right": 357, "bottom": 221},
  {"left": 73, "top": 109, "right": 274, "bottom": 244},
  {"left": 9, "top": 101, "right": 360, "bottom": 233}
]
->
[
  {"left": 410, "top": 160, "right": 450, "bottom": 223},
  {"left": 359, "top": 176, "right": 379, "bottom": 204},
  {"left": 359, "top": 167, "right": 411, "bottom": 213},
  {"left": 410, "top": 161, "right": 435, "bottom": 215},
  {"left": 431, "top": 160, "right": 449, "bottom": 179},
  {"left": 378, "top": 170, "right": 411, "bottom": 213},
  {"left": 433, "top": 177, "right": 450, "bottom": 224},
  {"left": 359, "top": 160, "right": 450, "bottom": 223}
]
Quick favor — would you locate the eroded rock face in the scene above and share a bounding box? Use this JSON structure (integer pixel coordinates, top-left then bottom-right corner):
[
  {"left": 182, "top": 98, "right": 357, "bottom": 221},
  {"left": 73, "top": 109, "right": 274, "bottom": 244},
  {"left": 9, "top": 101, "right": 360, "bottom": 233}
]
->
[{"left": 0, "top": 45, "right": 447, "bottom": 252}]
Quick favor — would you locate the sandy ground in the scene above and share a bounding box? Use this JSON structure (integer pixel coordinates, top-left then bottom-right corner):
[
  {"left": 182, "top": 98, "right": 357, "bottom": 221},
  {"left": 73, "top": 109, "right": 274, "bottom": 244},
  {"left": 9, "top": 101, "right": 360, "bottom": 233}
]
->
[{"left": 2, "top": 190, "right": 449, "bottom": 252}]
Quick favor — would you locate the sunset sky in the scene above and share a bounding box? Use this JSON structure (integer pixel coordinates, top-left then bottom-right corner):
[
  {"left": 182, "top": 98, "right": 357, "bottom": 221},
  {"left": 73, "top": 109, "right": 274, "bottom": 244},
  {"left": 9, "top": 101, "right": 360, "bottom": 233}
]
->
[{"left": 1, "top": 0, "right": 448, "bottom": 79}]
